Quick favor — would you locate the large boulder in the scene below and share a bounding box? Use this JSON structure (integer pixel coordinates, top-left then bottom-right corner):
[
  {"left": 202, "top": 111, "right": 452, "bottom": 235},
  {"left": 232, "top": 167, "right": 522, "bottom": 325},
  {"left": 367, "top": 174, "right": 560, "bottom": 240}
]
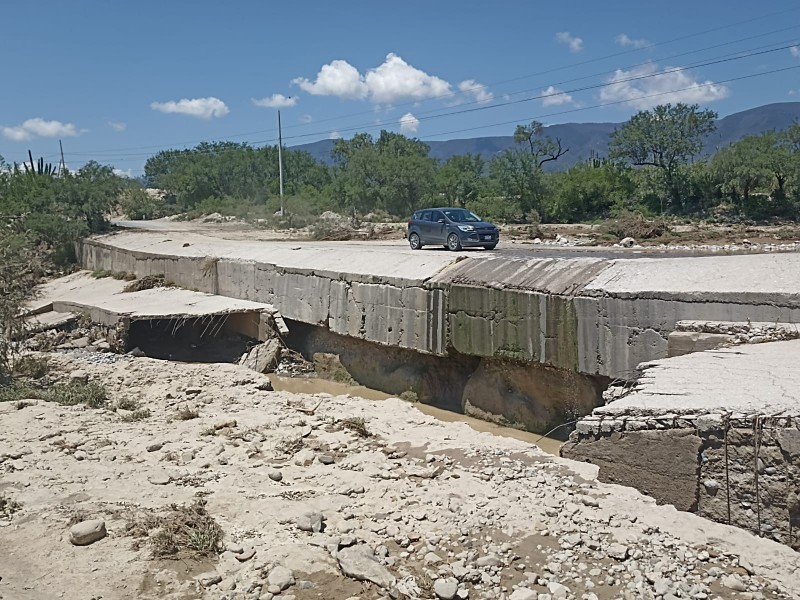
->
[{"left": 240, "top": 339, "right": 282, "bottom": 374}]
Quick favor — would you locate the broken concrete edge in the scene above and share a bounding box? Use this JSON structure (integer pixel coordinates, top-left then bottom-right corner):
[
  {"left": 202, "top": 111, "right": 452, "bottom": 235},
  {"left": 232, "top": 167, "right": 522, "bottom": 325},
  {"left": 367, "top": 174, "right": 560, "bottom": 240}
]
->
[
  {"left": 81, "top": 237, "right": 439, "bottom": 288},
  {"left": 569, "top": 412, "right": 800, "bottom": 437},
  {"left": 80, "top": 235, "right": 800, "bottom": 382}
]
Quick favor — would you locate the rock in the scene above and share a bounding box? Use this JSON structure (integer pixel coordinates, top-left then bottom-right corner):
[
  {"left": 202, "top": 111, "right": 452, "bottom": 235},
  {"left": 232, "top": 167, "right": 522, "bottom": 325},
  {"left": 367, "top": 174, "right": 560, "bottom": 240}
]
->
[
  {"left": 268, "top": 566, "right": 294, "bottom": 591},
  {"left": 722, "top": 574, "right": 748, "bottom": 592},
  {"left": 607, "top": 543, "right": 629, "bottom": 560},
  {"left": 236, "top": 545, "right": 256, "bottom": 562},
  {"left": 293, "top": 449, "right": 316, "bottom": 466},
  {"left": 433, "top": 577, "right": 459, "bottom": 599},
  {"left": 128, "top": 347, "right": 146, "bottom": 357},
  {"left": 318, "top": 454, "right": 335, "bottom": 465},
  {"left": 69, "top": 369, "right": 89, "bottom": 384},
  {"left": 703, "top": 479, "right": 720, "bottom": 494},
  {"left": 738, "top": 555, "right": 755, "bottom": 575},
  {"left": 146, "top": 442, "right": 163, "bottom": 452},
  {"left": 241, "top": 339, "right": 282, "bottom": 374},
  {"left": 475, "top": 554, "right": 502, "bottom": 568},
  {"left": 620, "top": 237, "right": 636, "bottom": 248},
  {"left": 199, "top": 573, "right": 223, "bottom": 588},
  {"left": 296, "top": 512, "right": 324, "bottom": 533},
  {"left": 548, "top": 582, "right": 569, "bottom": 599},
  {"left": 509, "top": 589, "right": 538, "bottom": 600},
  {"left": 214, "top": 419, "right": 237, "bottom": 430},
  {"left": 147, "top": 472, "right": 172, "bottom": 485},
  {"left": 268, "top": 470, "right": 283, "bottom": 482},
  {"left": 69, "top": 519, "right": 107, "bottom": 546},
  {"left": 185, "top": 387, "right": 202, "bottom": 396},
  {"left": 337, "top": 545, "right": 396, "bottom": 589}
]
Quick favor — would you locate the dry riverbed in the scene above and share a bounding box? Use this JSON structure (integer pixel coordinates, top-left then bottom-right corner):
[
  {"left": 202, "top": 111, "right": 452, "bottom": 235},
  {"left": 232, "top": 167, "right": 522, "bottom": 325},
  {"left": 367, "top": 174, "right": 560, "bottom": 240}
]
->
[{"left": 1, "top": 353, "right": 798, "bottom": 600}]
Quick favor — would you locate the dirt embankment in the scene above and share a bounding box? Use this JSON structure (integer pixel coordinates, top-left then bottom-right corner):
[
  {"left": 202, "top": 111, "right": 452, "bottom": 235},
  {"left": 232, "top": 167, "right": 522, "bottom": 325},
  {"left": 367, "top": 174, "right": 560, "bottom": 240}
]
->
[{"left": 1, "top": 353, "right": 799, "bottom": 600}]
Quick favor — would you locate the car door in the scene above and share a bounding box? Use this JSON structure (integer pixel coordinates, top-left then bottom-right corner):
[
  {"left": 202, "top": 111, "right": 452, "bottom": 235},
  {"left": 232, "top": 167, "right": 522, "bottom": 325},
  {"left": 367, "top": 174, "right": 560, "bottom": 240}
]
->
[
  {"left": 430, "top": 210, "right": 447, "bottom": 244},
  {"left": 418, "top": 210, "right": 433, "bottom": 242}
]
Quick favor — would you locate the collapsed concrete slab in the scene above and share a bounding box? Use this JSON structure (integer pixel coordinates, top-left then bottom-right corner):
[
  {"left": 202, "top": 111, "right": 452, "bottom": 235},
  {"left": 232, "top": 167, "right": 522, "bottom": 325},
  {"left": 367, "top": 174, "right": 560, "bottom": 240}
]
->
[
  {"left": 26, "top": 271, "right": 286, "bottom": 362},
  {"left": 562, "top": 339, "right": 800, "bottom": 548}
]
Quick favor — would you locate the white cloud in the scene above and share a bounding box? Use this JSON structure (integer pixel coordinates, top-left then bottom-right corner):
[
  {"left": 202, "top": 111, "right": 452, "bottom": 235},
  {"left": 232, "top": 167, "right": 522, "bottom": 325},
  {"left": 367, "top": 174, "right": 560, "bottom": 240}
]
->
[
  {"left": 292, "top": 53, "right": 462, "bottom": 104},
  {"left": 790, "top": 46, "right": 800, "bottom": 58},
  {"left": 457, "top": 80, "right": 493, "bottom": 104},
  {"left": 108, "top": 121, "right": 127, "bottom": 132},
  {"left": 365, "top": 53, "right": 451, "bottom": 103},
  {"left": 615, "top": 33, "right": 649, "bottom": 49},
  {"left": 556, "top": 31, "right": 583, "bottom": 53},
  {"left": 328, "top": 130, "right": 342, "bottom": 140},
  {"left": 1, "top": 118, "right": 81, "bottom": 141},
  {"left": 252, "top": 93, "right": 297, "bottom": 108},
  {"left": 299, "top": 114, "right": 313, "bottom": 124},
  {"left": 399, "top": 112, "right": 420, "bottom": 134},
  {"left": 113, "top": 168, "right": 133, "bottom": 178},
  {"left": 150, "top": 97, "right": 229, "bottom": 119},
  {"left": 292, "top": 59, "right": 368, "bottom": 99},
  {"left": 541, "top": 85, "right": 574, "bottom": 107},
  {"left": 599, "top": 63, "right": 729, "bottom": 110}
]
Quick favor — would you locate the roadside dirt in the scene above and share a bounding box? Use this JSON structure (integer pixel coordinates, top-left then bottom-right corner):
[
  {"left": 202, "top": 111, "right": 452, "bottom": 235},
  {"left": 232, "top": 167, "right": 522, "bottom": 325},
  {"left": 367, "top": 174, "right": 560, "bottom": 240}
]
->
[{"left": 2, "top": 352, "right": 799, "bottom": 600}]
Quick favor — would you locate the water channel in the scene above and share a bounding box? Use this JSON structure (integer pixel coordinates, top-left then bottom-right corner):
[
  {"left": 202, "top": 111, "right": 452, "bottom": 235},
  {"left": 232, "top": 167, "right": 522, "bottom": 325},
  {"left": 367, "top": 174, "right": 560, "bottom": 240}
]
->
[{"left": 270, "top": 374, "right": 564, "bottom": 456}]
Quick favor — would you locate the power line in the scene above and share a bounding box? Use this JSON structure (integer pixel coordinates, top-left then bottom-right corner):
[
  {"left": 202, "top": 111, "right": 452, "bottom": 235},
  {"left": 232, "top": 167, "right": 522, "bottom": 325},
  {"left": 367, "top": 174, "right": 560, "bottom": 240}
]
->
[
  {"left": 45, "top": 11, "right": 800, "bottom": 159},
  {"left": 71, "top": 39, "right": 798, "bottom": 162},
  {"left": 102, "top": 62, "right": 800, "bottom": 176}
]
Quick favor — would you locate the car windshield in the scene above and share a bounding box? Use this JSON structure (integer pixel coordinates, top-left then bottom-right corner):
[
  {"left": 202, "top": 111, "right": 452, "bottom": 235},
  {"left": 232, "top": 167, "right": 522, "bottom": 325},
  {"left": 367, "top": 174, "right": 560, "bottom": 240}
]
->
[{"left": 443, "top": 209, "right": 482, "bottom": 223}]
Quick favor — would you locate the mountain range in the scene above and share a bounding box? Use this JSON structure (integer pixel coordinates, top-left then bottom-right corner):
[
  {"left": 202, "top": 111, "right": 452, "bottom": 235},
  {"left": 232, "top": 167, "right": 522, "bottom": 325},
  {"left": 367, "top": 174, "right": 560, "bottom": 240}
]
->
[{"left": 291, "top": 102, "right": 800, "bottom": 171}]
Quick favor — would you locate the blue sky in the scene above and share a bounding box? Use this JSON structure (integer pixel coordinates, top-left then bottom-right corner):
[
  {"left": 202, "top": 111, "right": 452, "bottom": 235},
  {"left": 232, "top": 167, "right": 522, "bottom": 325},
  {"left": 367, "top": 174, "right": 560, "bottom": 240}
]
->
[{"left": 2, "top": 0, "right": 800, "bottom": 177}]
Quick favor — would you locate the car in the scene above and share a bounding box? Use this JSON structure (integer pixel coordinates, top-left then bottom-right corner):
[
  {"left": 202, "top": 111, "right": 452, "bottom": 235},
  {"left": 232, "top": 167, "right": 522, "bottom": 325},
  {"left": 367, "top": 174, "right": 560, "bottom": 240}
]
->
[{"left": 406, "top": 207, "right": 500, "bottom": 251}]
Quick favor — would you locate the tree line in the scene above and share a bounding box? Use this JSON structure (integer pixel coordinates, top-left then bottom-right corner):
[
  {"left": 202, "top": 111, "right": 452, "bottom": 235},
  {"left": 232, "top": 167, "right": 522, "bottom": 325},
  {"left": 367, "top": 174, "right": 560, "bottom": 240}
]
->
[{"left": 137, "top": 103, "right": 800, "bottom": 224}]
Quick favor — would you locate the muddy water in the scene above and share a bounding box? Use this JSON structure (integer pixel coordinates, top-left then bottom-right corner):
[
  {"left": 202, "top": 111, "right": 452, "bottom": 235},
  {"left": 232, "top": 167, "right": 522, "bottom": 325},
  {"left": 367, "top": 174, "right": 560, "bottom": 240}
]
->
[{"left": 270, "top": 375, "right": 564, "bottom": 456}]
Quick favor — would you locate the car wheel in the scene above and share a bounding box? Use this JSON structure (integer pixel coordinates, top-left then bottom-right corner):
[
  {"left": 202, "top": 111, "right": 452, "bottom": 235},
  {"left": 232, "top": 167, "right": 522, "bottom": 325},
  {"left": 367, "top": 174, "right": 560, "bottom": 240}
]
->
[
  {"left": 409, "top": 232, "right": 422, "bottom": 250},
  {"left": 483, "top": 243, "right": 497, "bottom": 250},
  {"left": 447, "top": 233, "right": 462, "bottom": 251}
]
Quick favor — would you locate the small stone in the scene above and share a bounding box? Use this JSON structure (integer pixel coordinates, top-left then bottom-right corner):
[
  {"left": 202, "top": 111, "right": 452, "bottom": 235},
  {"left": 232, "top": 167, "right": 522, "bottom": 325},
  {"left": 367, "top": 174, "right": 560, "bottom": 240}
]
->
[
  {"left": 199, "top": 574, "right": 223, "bottom": 588},
  {"left": 69, "top": 519, "right": 107, "bottom": 546},
  {"left": 148, "top": 472, "right": 172, "bottom": 485},
  {"left": 267, "top": 566, "right": 295, "bottom": 591},
  {"left": 607, "top": 543, "right": 629, "bottom": 560},
  {"left": 293, "top": 449, "right": 315, "bottom": 467},
  {"left": 146, "top": 442, "right": 163, "bottom": 452},
  {"left": 318, "top": 454, "right": 335, "bottom": 465},
  {"left": 69, "top": 369, "right": 89, "bottom": 384},
  {"left": 721, "top": 574, "right": 748, "bottom": 592},
  {"left": 296, "top": 512, "right": 324, "bottom": 533},
  {"left": 703, "top": 479, "right": 720, "bottom": 494},
  {"left": 268, "top": 470, "right": 283, "bottom": 482},
  {"left": 433, "top": 577, "right": 459, "bottom": 599},
  {"left": 548, "top": 582, "right": 569, "bottom": 599},
  {"left": 236, "top": 545, "right": 256, "bottom": 562},
  {"left": 337, "top": 544, "right": 396, "bottom": 589},
  {"left": 509, "top": 588, "right": 537, "bottom": 600}
]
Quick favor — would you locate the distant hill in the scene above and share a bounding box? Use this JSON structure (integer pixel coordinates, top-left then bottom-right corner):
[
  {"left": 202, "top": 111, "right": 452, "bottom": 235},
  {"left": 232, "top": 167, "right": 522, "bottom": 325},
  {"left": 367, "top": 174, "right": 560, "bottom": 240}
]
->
[{"left": 291, "top": 102, "right": 800, "bottom": 171}]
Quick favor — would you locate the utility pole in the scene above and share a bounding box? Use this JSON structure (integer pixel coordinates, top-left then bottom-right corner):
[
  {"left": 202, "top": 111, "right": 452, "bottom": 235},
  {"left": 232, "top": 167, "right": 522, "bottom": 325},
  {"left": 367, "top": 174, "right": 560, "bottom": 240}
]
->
[
  {"left": 277, "top": 110, "right": 285, "bottom": 217},
  {"left": 58, "top": 139, "right": 66, "bottom": 176}
]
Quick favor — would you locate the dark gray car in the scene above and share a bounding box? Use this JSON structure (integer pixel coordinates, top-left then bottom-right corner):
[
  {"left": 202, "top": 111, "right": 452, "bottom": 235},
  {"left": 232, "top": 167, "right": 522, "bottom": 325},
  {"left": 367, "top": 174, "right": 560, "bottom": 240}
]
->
[{"left": 407, "top": 207, "right": 500, "bottom": 251}]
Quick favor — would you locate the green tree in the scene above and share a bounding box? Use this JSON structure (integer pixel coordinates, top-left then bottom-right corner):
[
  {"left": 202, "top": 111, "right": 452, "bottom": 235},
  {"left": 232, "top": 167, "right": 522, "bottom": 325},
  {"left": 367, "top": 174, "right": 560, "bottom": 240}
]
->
[
  {"left": 436, "top": 154, "right": 484, "bottom": 208},
  {"left": 332, "top": 131, "right": 435, "bottom": 216},
  {"left": 548, "top": 162, "right": 636, "bottom": 222},
  {"left": 609, "top": 103, "right": 717, "bottom": 210}
]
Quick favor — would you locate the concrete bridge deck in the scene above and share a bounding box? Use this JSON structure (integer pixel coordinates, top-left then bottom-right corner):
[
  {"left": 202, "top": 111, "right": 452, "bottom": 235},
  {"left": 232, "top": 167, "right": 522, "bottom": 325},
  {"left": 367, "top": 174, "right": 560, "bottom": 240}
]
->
[{"left": 81, "top": 228, "right": 800, "bottom": 380}]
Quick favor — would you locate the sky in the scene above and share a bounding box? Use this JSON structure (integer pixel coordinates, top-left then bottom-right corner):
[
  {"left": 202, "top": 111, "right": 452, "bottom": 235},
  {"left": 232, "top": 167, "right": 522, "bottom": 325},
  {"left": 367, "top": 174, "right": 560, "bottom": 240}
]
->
[{"left": 2, "top": 0, "right": 800, "bottom": 177}]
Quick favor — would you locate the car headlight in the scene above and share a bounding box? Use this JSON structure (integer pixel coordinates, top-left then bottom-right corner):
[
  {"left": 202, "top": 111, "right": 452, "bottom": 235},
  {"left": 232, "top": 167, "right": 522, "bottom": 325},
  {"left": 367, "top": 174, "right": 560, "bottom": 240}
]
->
[{"left": 457, "top": 225, "right": 474, "bottom": 232}]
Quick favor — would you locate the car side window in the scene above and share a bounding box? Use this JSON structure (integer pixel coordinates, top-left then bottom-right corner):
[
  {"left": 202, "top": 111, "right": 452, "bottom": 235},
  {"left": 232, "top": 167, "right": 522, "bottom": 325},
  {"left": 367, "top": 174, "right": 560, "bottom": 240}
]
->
[
  {"left": 432, "top": 211, "right": 444, "bottom": 222},
  {"left": 421, "top": 211, "right": 432, "bottom": 222}
]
